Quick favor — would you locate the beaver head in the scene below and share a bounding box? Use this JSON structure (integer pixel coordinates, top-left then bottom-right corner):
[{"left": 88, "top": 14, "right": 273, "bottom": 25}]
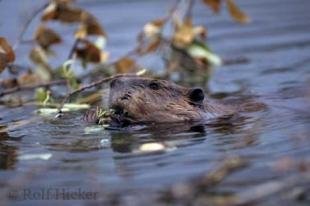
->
[{"left": 108, "top": 76, "right": 223, "bottom": 126}]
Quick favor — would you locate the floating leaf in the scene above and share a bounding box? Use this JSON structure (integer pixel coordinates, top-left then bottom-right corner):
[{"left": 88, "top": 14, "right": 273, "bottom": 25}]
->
[
  {"left": 36, "top": 103, "right": 90, "bottom": 115},
  {"left": 114, "top": 57, "right": 137, "bottom": 73},
  {"left": 35, "top": 25, "right": 62, "bottom": 49},
  {"left": 226, "top": 0, "right": 250, "bottom": 23},
  {"left": 63, "top": 103, "right": 90, "bottom": 110},
  {"left": 139, "top": 143, "right": 165, "bottom": 152},
  {"left": 41, "top": 2, "right": 83, "bottom": 23},
  {"left": 84, "top": 126, "right": 105, "bottom": 134},
  {"left": 18, "top": 153, "right": 52, "bottom": 161},
  {"left": 202, "top": 0, "right": 221, "bottom": 13},
  {"left": 36, "top": 108, "right": 69, "bottom": 115},
  {"left": 0, "top": 37, "right": 15, "bottom": 73}
]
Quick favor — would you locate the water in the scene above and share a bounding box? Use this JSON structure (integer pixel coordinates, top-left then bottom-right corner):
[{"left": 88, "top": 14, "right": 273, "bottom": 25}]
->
[{"left": 0, "top": 0, "right": 310, "bottom": 205}]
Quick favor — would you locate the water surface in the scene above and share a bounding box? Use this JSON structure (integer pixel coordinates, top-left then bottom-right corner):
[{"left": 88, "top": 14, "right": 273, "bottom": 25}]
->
[{"left": 0, "top": 0, "right": 310, "bottom": 205}]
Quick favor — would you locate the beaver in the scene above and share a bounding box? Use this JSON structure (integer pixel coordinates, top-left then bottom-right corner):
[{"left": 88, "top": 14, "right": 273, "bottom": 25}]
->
[
  {"left": 83, "top": 76, "right": 266, "bottom": 127},
  {"left": 106, "top": 76, "right": 237, "bottom": 127}
]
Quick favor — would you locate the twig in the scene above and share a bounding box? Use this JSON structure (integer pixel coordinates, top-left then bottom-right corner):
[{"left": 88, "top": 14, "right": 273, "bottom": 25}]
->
[
  {"left": 169, "top": 0, "right": 181, "bottom": 18},
  {"left": 57, "top": 73, "right": 138, "bottom": 112},
  {"left": 13, "top": 2, "right": 49, "bottom": 50},
  {"left": 0, "top": 80, "right": 66, "bottom": 98},
  {"left": 185, "top": 0, "right": 195, "bottom": 19},
  {"left": 67, "top": 38, "right": 81, "bottom": 60}
]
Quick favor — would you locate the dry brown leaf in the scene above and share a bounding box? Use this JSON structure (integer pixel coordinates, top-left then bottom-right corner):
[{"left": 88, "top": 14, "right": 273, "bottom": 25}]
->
[
  {"left": 137, "top": 37, "right": 162, "bottom": 55},
  {"left": 136, "top": 18, "right": 166, "bottom": 56},
  {"left": 202, "top": 0, "right": 221, "bottom": 13},
  {"left": 29, "top": 47, "right": 52, "bottom": 81},
  {"left": 173, "top": 18, "right": 193, "bottom": 48},
  {"left": 142, "top": 18, "right": 166, "bottom": 39},
  {"left": 0, "top": 53, "right": 7, "bottom": 73},
  {"left": 41, "top": 2, "right": 83, "bottom": 23},
  {"left": 0, "top": 37, "right": 15, "bottom": 73},
  {"left": 0, "top": 77, "right": 18, "bottom": 89},
  {"left": 173, "top": 18, "right": 203, "bottom": 48},
  {"left": 114, "top": 57, "right": 137, "bottom": 73},
  {"left": 29, "top": 46, "right": 48, "bottom": 65},
  {"left": 75, "top": 39, "right": 106, "bottom": 63},
  {"left": 0, "top": 37, "right": 15, "bottom": 62},
  {"left": 17, "top": 70, "right": 42, "bottom": 86},
  {"left": 79, "top": 12, "right": 106, "bottom": 37},
  {"left": 193, "top": 26, "right": 208, "bottom": 40},
  {"left": 35, "top": 25, "right": 62, "bottom": 49},
  {"left": 144, "top": 38, "right": 162, "bottom": 53},
  {"left": 226, "top": 0, "right": 250, "bottom": 23}
]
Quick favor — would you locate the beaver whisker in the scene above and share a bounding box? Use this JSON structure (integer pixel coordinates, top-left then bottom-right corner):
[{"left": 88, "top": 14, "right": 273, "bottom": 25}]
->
[
  {"left": 120, "top": 93, "right": 131, "bottom": 100},
  {"left": 109, "top": 108, "right": 138, "bottom": 127},
  {"left": 131, "top": 85, "right": 145, "bottom": 90}
]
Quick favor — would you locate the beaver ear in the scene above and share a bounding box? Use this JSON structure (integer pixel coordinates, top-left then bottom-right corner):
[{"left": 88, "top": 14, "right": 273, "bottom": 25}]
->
[{"left": 188, "top": 87, "right": 204, "bottom": 104}]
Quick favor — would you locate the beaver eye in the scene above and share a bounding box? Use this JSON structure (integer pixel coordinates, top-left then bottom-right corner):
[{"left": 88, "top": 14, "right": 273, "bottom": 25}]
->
[
  {"left": 149, "top": 82, "right": 160, "bottom": 90},
  {"left": 188, "top": 87, "right": 204, "bottom": 104}
]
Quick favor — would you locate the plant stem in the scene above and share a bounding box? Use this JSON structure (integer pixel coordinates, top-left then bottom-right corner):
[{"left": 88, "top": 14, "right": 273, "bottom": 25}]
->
[
  {"left": 57, "top": 73, "right": 138, "bottom": 112},
  {"left": 13, "top": 2, "right": 49, "bottom": 50},
  {"left": 0, "top": 80, "right": 66, "bottom": 98}
]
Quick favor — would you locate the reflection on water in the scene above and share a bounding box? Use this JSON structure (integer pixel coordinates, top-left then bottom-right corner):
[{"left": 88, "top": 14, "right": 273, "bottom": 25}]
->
[
  {"left": 0, "top": 132, "right": 18, "bottom": 170},
  {"left": 1, "top": 0, "right": 310, "bottom": 205}
]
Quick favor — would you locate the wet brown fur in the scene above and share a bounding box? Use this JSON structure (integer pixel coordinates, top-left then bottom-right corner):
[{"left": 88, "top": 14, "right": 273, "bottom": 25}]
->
[{"left": 108, "top": 76, "right": 234, "bottom": 125}]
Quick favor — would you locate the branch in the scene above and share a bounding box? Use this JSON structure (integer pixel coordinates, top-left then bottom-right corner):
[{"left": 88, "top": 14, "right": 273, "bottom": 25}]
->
[
  {"left": 185, "top": 0, "right": 195, "bottom": 19},
  {"left": 57, "top": 73, "right": 138, "bottom": 112},
  {"left": 67, "top": 38, "right": 81, "bottom": 60},
  {"left": 0, "top": 80, "right": 66, "bottom": 98},
  {"left": 13, "top": 2, "right": 49, "bottom": 50}
]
